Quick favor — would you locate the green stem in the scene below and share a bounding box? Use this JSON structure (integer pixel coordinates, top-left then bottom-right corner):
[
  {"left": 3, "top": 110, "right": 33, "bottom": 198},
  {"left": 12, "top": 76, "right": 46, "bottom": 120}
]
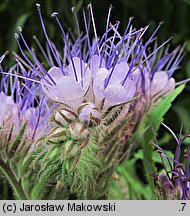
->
[{"left": 0, "top": 157, "right": 28, "bottom": 200}]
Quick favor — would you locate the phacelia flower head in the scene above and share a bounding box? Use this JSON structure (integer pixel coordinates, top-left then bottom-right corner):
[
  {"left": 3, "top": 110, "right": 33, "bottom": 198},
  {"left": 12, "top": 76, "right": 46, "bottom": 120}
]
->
[
  {"left": 0, "top": 4, "right": 186, "bottom": 200},
  {"left": 153, "top": 123, "right": 190, "bottom": 200},
  {"left": 0, "top": 61, "right": 51, "bottom": 142},
  {"left": 11, "top": 3, "right": 183, "bottom": 129},
  {"left": 1, "top": 4, "right": 183, "bottom": 177}
]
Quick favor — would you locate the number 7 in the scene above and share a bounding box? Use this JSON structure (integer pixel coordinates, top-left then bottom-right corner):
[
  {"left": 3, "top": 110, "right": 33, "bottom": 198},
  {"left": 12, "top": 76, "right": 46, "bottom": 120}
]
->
[{"left": 181, "top": 203, "right": 186, "bottom": 211}]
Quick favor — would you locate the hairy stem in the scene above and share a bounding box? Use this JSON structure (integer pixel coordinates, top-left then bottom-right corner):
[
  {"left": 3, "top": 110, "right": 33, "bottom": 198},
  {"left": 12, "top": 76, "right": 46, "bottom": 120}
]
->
[{"left": 0, "top": 157, "right": 28, "bottom": 200}]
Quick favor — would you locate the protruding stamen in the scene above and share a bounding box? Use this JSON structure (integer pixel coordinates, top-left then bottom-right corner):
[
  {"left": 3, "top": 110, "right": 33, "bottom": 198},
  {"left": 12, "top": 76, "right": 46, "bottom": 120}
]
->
[
  {"left": 72, "top": 6, "right": 83, "bottom": 85},
  {"left": 88, "top": 3, "right": 100, "bottom": 55},
  {"left": 51, "top": 12, "right": 58, "bottom": 17},
  {"left": 106, "top": 16, "right": 135, "bottom": 69},
  {"left": 99, "top": 4, "right": 113, "bottom": 67},
  {"left": 162, "top": 122, "right": 179, "bottom": 144},
  {"left": 137, "top": 37, "right": 172, "bottom": 68},
  {"left": 14, "top": 33, "right": 19, "bottom": 39},
  {"left": 121, "top": 26, "right": 149, "bottom": 85},
  {"left": 168, "top": 44, "right": 185, "bottom": 77},
  {"left": 52, "top": 12, "right": 78, "bottom": 81},
  {"left": 71, "top": 7, "right": 75, "bottom": 12},
  {"left": 37, "top": 7, "right": 65, "bottom": 76},
  {"left": 18, "top": 30, "right": 56, "bottom": 85},
  {"left": 17, "top": 26, "right": 22, "bottom": 32},
  {"left": 0, "top": 51, "right": 9, "bottom": 64},
  {"left": 33, "top": 35, "right": 52, "bottom": 66},
  {"left": 0, "top": 71, "right": 54, "bottom": 88},
  {"left": 4, "top": 51, "right": 9, "bottom": 56},
  {"left": 14, "top": 33, "right": 44, "bottom": 77},
  {"left": 83, "top": 9, "right": 91, "bottom": 57},
  {"left": 36, "top": 3, "right": 41, "bottom": 9}
]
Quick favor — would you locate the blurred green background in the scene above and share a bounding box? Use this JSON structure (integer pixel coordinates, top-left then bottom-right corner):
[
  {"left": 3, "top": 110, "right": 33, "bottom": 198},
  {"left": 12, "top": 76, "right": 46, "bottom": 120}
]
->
[{"left": 0, "top": 0, "right": 190, "bottom": 199}]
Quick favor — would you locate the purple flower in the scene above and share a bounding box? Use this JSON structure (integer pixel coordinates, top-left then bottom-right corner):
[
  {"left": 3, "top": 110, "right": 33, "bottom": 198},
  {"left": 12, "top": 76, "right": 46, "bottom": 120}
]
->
[
  {"left": 153, "top": 124, "right": 190, "bottom": 200},
  {"left": 0, "top": 63, "right": 51, "bottom": 141},
  {"left": 42, "top": 56, "right": 136, "bottom": 112},
  {"left": 41, "top": 58, "right": 91, "bottom": 111},
  {"left": 0, "top": 92, "right": 19, "bottom": 129},
  {"left": 4, "top": 4, "right": 183, "bottom": 129}
]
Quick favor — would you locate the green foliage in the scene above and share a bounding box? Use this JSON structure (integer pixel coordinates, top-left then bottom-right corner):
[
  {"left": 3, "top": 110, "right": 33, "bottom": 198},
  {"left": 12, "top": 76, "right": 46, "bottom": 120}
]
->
[
  {"left": 138, "top": 85, "right": 184, "bottom": 197},
  {"left": 109, "top": 85, "right": 185, "bottom": 199},
  {"left": 0, "top": 123, "right": 31, "bottom": 199},
  {"left": 109, "top": 148, "right": 174, "bottom": 199}
]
